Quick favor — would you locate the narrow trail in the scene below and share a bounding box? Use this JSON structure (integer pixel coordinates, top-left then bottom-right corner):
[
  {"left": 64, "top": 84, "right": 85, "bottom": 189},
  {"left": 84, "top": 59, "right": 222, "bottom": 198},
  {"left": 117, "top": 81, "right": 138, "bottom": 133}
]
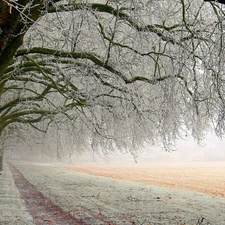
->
[{"left": 7, "top": 162, "right": 88, "bottom": 225}]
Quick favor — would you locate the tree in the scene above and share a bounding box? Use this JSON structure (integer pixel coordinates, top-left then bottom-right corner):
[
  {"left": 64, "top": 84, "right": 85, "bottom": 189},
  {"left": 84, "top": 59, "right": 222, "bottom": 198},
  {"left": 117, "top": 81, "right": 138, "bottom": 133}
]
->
[
  {"left": 0, "top": 124, "right": 22, "bottom": 170},
  {"left": 1, "top": 0, "right": 225, "bottom": 169},
  {"left": 204, "top": 0, "right": 225, "bottom": 4}
]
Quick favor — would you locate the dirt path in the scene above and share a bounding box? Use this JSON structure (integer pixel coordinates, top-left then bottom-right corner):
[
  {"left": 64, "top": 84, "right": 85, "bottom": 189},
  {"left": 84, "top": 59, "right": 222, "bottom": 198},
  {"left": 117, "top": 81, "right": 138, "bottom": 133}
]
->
[{"left": 8, "top": 162, "right": 87, "bottom": 225}]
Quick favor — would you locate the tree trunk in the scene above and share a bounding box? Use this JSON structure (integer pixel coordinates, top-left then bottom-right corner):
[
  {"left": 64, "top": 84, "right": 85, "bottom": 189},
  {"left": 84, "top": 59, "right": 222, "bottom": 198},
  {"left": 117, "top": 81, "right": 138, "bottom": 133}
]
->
[
  {"left": 0, "top": 1, "right": 44, "bottom": 76},
  {"left": 0, "top": 153, "right": 3, "bottom": 171}
]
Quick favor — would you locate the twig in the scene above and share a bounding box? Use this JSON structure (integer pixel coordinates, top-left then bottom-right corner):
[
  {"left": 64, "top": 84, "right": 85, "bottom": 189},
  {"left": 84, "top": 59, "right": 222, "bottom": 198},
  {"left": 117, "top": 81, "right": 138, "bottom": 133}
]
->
[{"left": 196, "top": 216, "right": 205, "bottom": 225}]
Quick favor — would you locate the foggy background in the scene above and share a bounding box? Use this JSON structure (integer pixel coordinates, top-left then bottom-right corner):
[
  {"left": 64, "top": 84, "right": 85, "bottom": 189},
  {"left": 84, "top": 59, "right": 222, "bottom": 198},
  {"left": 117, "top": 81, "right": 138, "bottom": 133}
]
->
[
  {"left": 69, "top": 134, "right": 225, "bottom": 164},
  {"left": 5, "top": 129, "right": 225, "bottom": 164}
]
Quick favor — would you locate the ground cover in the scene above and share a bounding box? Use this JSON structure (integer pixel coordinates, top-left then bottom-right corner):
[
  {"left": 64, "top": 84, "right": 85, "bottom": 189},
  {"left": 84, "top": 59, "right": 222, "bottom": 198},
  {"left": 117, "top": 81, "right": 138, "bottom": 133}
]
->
[
  {"left": 0, "top": 162, "right": 34, "bottom": 225},
  {"left": 8, "top": 162, "right": 86, "bottom": 225},
  {"left": 4, "top": 161, "right": 225, "bottom": 225}
]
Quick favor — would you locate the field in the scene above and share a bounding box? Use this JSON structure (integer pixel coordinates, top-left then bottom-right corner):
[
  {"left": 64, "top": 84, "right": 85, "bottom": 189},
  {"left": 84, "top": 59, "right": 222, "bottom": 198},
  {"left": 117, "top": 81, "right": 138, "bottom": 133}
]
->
[
  {"left": 64, "top": 162, "right": 225, "bottom": 198},
  {"left": 1, "top": 161, "right": 225, "bottom": 225}
]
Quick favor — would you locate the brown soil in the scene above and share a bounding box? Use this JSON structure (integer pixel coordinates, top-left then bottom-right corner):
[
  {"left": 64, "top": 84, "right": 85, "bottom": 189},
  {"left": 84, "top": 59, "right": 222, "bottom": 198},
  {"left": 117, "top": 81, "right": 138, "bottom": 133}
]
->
[{"left": 63, "top": 162, "right": 225, "bottom": 198}]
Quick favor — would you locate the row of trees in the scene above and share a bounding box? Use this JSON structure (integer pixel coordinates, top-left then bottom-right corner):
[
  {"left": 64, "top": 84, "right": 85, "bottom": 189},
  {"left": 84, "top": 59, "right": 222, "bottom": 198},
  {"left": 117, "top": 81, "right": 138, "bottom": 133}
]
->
[{"left": 1, "top": 0, "right": 225, "bottom": 169}]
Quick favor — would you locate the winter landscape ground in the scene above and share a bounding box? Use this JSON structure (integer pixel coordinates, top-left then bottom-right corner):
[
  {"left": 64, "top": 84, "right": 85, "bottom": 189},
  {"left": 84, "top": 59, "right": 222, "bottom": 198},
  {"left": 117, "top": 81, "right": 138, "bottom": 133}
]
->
[{"left": 1, "top": 160, "right": 225, "bottom": 225}]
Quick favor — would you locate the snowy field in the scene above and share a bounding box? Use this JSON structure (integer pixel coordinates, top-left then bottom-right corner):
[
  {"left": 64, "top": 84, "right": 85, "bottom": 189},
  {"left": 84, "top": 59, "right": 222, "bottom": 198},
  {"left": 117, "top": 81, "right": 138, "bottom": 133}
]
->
[{"left": 1, "top": 161, "right": 225, "bottom": 224}]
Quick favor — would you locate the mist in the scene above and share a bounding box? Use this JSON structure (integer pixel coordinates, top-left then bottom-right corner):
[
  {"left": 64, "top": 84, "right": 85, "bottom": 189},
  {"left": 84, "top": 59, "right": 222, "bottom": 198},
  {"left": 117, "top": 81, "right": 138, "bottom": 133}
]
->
[{"left": 68, "top": 133, "right": 225, "bottom": 164}]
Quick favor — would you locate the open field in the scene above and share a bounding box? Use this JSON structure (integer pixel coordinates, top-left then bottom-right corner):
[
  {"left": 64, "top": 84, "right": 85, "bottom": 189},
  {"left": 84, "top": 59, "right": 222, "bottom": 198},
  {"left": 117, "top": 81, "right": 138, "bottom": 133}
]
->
[
  {"left": 63, "top": 162, "right": 225, "bottom": 198},
  {"left": 1, "top": 161, "right": 225, "bottom": 224}
]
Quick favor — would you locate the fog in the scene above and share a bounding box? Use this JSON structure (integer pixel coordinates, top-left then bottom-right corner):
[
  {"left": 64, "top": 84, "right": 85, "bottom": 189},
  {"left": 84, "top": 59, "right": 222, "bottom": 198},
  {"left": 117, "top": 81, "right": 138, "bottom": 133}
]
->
[
  {"left": 5, "top": 131, "right": 225, "bottom": 164},
  {"left": 71, "top": 133, "right": 225, "bottom": 164}
]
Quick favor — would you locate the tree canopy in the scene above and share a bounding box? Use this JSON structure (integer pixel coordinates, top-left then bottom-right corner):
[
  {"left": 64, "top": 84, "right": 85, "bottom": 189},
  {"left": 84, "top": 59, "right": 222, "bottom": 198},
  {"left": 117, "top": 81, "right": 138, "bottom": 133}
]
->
[{"left": 1, "top": 0, "right": 225, "bottom": 159}]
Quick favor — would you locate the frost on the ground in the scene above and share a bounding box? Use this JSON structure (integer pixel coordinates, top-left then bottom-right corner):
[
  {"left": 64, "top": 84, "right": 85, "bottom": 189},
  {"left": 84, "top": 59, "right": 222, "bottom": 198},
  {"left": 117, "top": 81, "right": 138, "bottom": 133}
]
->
[
  {"left": 0, "top": 164, "right": 35, "bottom": 225},
  {"left": 12, "top": 161, "right": 225, "bottom": 225}
]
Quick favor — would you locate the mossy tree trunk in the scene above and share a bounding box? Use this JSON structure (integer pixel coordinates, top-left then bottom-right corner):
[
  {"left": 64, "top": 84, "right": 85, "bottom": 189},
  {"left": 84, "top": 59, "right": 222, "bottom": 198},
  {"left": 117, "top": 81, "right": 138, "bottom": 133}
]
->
[
  {"left": 0, "top": 2, "right": 45, "bottom": 170},
  {"left": 0, "top": 130, "right": 3, "bottom": 171},
  {"left": 0, "top": 152, "right": 3, "bottom": 171},
  {"left": 0, "top": 1, "right": 45, "bottom": 77}
]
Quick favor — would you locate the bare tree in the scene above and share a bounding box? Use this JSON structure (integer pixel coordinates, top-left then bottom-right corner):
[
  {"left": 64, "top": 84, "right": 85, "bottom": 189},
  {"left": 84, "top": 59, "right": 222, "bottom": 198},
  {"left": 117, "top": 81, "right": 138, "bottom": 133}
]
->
[{"left": 1, "top": 0, "right": 225, "bottom": 169}]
